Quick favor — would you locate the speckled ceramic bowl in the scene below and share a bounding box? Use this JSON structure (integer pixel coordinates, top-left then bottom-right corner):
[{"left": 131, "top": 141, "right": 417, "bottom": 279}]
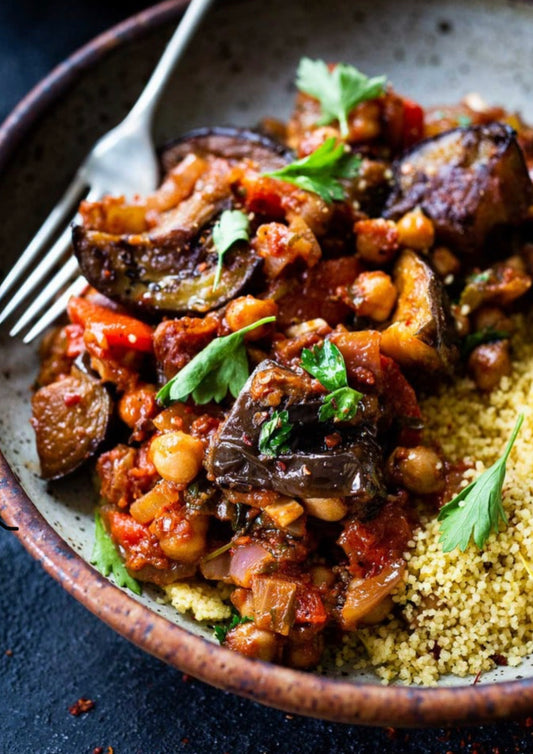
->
[{"left": 2, "top": 0, "right": 533, "bottom": 726}]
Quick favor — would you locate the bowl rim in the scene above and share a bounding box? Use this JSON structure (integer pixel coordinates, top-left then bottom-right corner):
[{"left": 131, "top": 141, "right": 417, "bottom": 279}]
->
[{"left": 1, "top": 0, "right": 533, "bottom": 726}]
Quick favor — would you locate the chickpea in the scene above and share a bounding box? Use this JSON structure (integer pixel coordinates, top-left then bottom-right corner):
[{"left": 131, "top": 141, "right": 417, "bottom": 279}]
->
[
  {"left": 224, "top": 621, "right": 281, "bottom": 662},
  {"left": 350, "top": 271, "right": 398, "bottom": 322},
  {"left": 467, "top": 340, "right": 511, "bottom": 392},
  {"left": 354, "top": 218, "right": 399, "bottom": 265},
  {"left": 118, "top": 383, "right": 157, "bottom": 429},
  {"left": 432, "top": 246, "right": 461, "bottom": 279},
  {"left": 150, "top": 431, "right": 204, "bottom": 484},
  {"left": 303, "top": 497, "right": 347, "bottom": 521},
  {"left": 157, "top": 513, "right": 208, "bottom": 563},
  {"left": 347, "top": 100, "right": 382, "bottom": 142},
  {"left": 396, "top": 208, "right": 435, "bottom": 250},
  {"left": 387, "top": 445, "right": 445, "bottom": 495},
  {"left": 225, "top": 296, "right": 278, "bottom": 340}
]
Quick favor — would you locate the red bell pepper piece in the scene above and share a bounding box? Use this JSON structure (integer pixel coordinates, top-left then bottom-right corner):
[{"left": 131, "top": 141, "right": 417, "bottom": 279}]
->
[{"left": 67, "top": 296, "right": 153, "bottom": 353}]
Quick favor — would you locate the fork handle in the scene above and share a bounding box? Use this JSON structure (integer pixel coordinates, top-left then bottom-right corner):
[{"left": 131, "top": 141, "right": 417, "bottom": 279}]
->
[{"left": 127, "top": 0, "right": 215, "bottom": 126}]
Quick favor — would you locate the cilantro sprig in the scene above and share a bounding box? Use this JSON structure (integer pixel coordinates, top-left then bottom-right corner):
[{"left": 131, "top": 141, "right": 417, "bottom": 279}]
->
[
  {"left": 296, "top": 57, "right": 387, "bottom": 138},
  {"left": 212, "top": 209, "right": 250, "bottom": 291},
  {"left": 263, "top": 137, "right": 361, "bottom": 203},
  {"left": 301, "top": 340, "right": 362, "bottom": 422},
  {"left": 258, "top": 409, "right": 293, "bottom": 457},
  {"left": 213, "top": 613, "right": 253, "bottom": 644},
  {"left": 438, "top": 413, "right": 524, "bottom": 552},
  {"left": 156, "top": 316, "right": 276, "bottom": 406},
  {"left": 91, "top": 512, "right": 142, "bottom": 595}
]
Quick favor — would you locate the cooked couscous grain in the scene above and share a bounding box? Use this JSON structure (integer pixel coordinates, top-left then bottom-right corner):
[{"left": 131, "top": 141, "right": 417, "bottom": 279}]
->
[
  {"left": 164, "top": 581, "right": 232, "bottom": 623},
  {"left": 341, "top": 315, "right": 533, "bottom": 685}
]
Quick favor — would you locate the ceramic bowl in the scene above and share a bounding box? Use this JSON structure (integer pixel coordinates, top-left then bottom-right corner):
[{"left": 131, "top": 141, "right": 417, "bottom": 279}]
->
[{"left": 2, "top": 0, "right": 533, "bottom": 726}]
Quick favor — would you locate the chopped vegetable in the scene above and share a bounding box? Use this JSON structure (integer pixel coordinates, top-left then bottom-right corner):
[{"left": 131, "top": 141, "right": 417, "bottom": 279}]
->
[
  {"left": 301, "top": 340, "right": 362, "bottom": 422},
  {"left": 91, "top": 512, "right": 142, "bottom": 594},
  {"left": 296, "top": 57, "right": 387, "bottom": 137},
  {"left": 156, "top": 316, "right": 276, "bottom": 405},
  {"left": 213, "top": 613, "right": 253, "bottom": 644},
  {"left": 258, "top": 409, "right": 293, "bottom": 456},
  {"left": 212, "top": 209, "right": 251, "bottom": 291},
  {"left": 67, "top": 296, "right": 153, "bottom": 352},
  {"left": 263, "top": 138, "right": 361, "bottom": 203},
  {"left": 438, "top": 413, "right": 524, "bottom": 552}
]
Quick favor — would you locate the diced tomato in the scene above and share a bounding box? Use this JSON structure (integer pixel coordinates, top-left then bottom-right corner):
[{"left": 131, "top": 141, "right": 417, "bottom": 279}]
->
[
  {"left": 401, "top": 97, "right": 425, "bottom": 148},
  {"left": 107, "top": 510, "right": 150, "bottom": 550},
  {"left": 67, "top": 296, "right": 153, "bottom": 353},
  {"left": 294, "top": 585, "right": 328, "bottom": 625},
  {"left": 381, "top": 355, "right": 422, "bottom": 445}
]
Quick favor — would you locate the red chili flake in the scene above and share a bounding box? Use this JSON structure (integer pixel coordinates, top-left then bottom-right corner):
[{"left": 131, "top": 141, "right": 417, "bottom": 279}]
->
[
  {"left": 241, "top": 433, "right": 253, "bottom": 447},
  {"left": 64, "top": 392, "right": 82, "bottom": 407},
  {"left": 324, "top": 432, "right": 341, "bottom": 449},
  {"left": 276, "top": 460, "right": 287, "bottom": 472},
  {"left": 285, "top": 715, "right": 294, "bottom": 720},
  {"left": 197, "top": 261, "right": 208, "bottom": 272},
  {"left": 489, "top": 653, "right": 508, "bottom": 666},
  {"left": 473, "top": 670, "right": 483, "bottom": 685},
  {"left": 524, "top": 717, "right": 533, "bottom": 727},
  {"left": 4, "top": 649, "right": 13, "bottom": 657},
  {"left": 385, "top": 727, "right": 397, "bottom": 739},
  {"left": 93, "top": 748, "right": 103, "bottom": 754},
  {"left": 68, "top": 698, "right": 95, "bottom": 716},
  {"left": 181, "top": 738, "right": 189, "bottom": 746},
  {"left": 181, "top": 674, "right": 190, "bottom": 683}
]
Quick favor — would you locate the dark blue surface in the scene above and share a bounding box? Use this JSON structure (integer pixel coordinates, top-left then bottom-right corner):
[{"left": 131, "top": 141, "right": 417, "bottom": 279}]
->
[{"left": 3, "top": 3, "right": 533, "bottom": 752}]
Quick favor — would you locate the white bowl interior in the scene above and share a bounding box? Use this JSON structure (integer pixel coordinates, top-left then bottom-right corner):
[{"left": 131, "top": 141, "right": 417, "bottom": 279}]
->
[{"left": 1, "top": 0, "right": 533, "bottom": 687}]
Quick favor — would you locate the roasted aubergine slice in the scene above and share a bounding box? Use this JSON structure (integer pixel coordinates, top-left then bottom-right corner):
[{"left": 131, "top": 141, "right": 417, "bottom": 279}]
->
[{"left": 385, "top": 123, "right": 533, "bottom": 255}]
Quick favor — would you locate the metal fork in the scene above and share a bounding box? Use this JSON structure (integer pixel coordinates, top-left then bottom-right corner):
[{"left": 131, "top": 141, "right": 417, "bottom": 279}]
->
[{"left": 0, "top": 0, "right": 213, "bottom": 343}]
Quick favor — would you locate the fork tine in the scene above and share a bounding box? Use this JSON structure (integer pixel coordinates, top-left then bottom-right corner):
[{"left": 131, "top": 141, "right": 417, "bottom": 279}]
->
[
  {"left": 0, "top": 224, "right": 74, "bottom": 325},
  {"left": 22, "top": 275, "right": 88, "bottom": 344},
  {"left": 10, "top": 256, "right": 80, "bottom": 336},
  {"left": 0, "top": 173, "right": 86, "bottom": 304}
]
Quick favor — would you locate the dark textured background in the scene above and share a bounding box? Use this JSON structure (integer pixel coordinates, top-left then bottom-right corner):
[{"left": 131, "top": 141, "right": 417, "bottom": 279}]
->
[{"left": 2, "top": 2, "right": 533, "bottom": 752}]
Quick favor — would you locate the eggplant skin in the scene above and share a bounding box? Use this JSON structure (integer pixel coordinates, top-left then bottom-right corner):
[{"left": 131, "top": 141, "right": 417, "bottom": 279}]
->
[
  {"left": 381, "top": 249, "right": 458, "bottom": 374},
  {"left": 159, "top": 127, "right": 291, "bottom": 174},
  {"left": 31, "top": 367, "right": 113, "bottom": 480},
  {"left": 73, "top": 225, "right": 261, "bottom": 317},
  {"left": 385, "top": 123, "right": 533, "bottom": 254},
  {"left": 208, "top": 360, "right": 386, "bottom": 506}
]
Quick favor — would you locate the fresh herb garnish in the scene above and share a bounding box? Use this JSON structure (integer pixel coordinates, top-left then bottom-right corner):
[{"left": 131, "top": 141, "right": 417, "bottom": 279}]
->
[
  {"left": 156, "top": 316, "right": 276, "bottom": 406},
  {"left": 457, "top": 114, "right": 473, "bottom": 127},
  {"left": 213, "top": 613, "right": 253, "bottom": 644},
  {"left": 296, "top": 57, "right": 387, "bottom": 138},
  {"left": 91, "top": 512, "right": 142, "bottom": 595},
  {"left": 259, "top": 409, "right": 293, "bottom": 456},
  {"left": 301, "top": 340, "right": 362, "bottom": 422},
  {"left": 461, "top": 328, "right": 509, "bottom": 359},
  {"left": 438, "top": 413, "right": 524, "bottom": 552},
  {"left": 212, "top": 209, "right": 250, "bottom": 291},
  {"left": 263, "top": 137, "right": 361, "bottom": 203}
]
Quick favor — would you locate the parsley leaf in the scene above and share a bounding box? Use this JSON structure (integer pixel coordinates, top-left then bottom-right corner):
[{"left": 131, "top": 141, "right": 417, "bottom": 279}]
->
[
  {"left": 212, "top": 209, "right": 250, "bottom": 291},
  {"left": 301, "top": 339, "right": 348, "bottom": 391},
  {"left": 319, "top": 386, "right": 361, "bottom": 422},
  {"left": 91, "top": 512, "right": 142, "bottom": 595},
  {"left": 296, "top": 57, "right": 387, "bottom": 137},
  {"left": 438, "top": 413, "right": 524, "bottom": 552},
  {"left": 213, "top": 613, "right": 253, "bottom": 644},
  {"left": 156, "top": 316, "right": 276, "bottom": 406},
  {"left": 263, "top": 137, "right": 361, "bottom": 203},
  {"left": 457, "top": 114, "right": 473, "bottom": 127},
  {"left": 301, "top": 340, "right": 363, "bottom": 422},
  {"left": 259, "top": 409, "right": 293, "bottom": 456},
  {"left": 461, "top": 328, "right": 509, "bottom": 359}
]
